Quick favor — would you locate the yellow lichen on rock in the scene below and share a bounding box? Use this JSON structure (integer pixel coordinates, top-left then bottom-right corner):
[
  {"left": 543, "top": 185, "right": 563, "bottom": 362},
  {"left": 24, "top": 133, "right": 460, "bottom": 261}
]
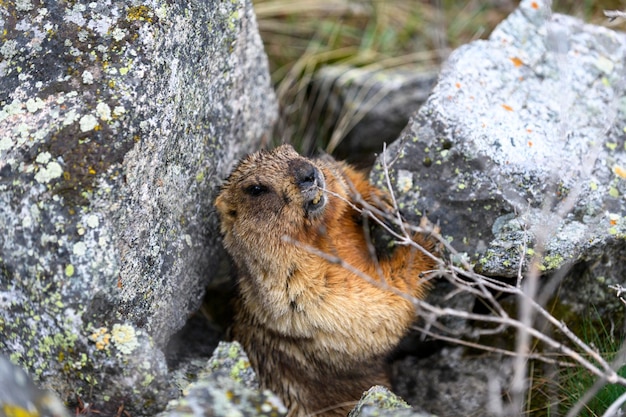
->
[
  {"left": 111, "top": 324, "right": 139, "bottom": 355},
  {"left": 88, "top": 327, "right": 111, "bottom": 351}
]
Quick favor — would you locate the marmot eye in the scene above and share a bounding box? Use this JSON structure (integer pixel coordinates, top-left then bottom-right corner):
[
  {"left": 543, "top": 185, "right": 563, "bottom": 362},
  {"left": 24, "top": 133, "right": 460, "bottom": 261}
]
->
[{"left": 244, "top": 184, "right": 269, "bottom": 197}]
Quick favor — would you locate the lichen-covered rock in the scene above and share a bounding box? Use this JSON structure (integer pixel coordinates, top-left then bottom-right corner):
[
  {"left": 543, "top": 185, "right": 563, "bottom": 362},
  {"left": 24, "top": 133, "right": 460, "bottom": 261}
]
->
[
  {"left": 348, "top": 386, "right": 410, "bottom": 417},
  {"left": 0, "top": 0, "right": 276, "bottom": 414},
  {"left": 205, "top": 340, "right": 261, "bottom": 390},
  {"left": 158, "top": 341, "right": 287, "bottom": 417},
  {"left": 372, "top": 0, "right": 626, "bottom": 288},
  {"left": 348, "top": 386, "right": 435, "bottom": 417}
]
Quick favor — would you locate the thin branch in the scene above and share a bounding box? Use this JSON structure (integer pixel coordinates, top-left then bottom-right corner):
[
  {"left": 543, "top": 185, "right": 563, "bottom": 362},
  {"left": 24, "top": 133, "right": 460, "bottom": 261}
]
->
[
  {"left": 414, "top": 324, "right": 579, "bottom": 369},
  {"left": 604, "top": 10, "right": 626, "bottom": 22}
]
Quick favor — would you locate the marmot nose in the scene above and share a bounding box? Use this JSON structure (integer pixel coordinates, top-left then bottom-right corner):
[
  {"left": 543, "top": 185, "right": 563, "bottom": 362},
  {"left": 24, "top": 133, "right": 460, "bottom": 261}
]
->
[{"left": 290, "top": 160, "right": 320, "bottom": 190}]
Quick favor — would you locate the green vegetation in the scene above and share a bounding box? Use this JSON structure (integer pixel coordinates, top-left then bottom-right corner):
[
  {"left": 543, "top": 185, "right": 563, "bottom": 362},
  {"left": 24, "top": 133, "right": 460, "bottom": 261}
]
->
[
  {"left": 557, "top": 313, "right": 626, "bottom": 416},
  {"left": 526, "top": 306, "right": 626, "bottom": 416}
]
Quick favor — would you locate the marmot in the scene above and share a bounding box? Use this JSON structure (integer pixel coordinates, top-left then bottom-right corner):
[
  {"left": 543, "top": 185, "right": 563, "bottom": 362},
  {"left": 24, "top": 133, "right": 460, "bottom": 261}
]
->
[{"left": 215, "top": 145, "right": 434, "bottom": 417}]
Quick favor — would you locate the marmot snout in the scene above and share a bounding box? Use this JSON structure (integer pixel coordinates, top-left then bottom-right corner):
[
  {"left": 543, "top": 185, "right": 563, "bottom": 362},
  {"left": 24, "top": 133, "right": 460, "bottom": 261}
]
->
[
  {"left": 288, "top": 158, "right": 326, "bottom": 217},
  {"left": 215, "top": 145, "right": 435, "bottom": 417}
]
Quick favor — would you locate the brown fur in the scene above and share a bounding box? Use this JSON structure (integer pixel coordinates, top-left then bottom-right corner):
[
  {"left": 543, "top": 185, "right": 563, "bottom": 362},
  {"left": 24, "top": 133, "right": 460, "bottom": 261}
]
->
[{"left": 215, "top": 145, "right": 434, "bottom": 417}]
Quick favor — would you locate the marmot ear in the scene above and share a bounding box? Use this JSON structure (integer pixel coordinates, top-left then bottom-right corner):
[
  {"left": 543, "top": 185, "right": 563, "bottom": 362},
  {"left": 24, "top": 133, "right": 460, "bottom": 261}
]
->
[{"left": 215, "top": 194, "right": 231, "bottom": 217}]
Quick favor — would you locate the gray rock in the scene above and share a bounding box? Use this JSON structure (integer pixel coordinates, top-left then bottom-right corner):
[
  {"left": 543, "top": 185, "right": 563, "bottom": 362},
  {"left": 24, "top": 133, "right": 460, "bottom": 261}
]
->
[
  {"left": 158, "top": 341, "right": 287, "bottom": 417},
  {"left": 310, "top": 65, "right": 438, "bottom": 165},
  {"left": 393, "top": 347, "right": 513, "bottom": 417},
  {"left": 372, "top": 0, "right": 626, "bottom": 285},
  {"left": 349, "top": 386, "right": 436, "bottom": 417},
  {"left": 0, "top": 0, "right": 276, "bottom": 414}
]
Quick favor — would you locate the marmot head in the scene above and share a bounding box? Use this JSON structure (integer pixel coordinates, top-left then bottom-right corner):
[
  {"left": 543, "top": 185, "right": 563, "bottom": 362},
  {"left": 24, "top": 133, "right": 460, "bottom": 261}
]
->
[{"left": 215, "top": 145, "right": 349, "bottom": 261}]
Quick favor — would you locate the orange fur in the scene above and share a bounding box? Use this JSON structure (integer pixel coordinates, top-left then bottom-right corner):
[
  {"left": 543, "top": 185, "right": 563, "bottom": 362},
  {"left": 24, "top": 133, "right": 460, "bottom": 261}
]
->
[{"left": 215, "top": 145, "right": 434, "bottom": 417}]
